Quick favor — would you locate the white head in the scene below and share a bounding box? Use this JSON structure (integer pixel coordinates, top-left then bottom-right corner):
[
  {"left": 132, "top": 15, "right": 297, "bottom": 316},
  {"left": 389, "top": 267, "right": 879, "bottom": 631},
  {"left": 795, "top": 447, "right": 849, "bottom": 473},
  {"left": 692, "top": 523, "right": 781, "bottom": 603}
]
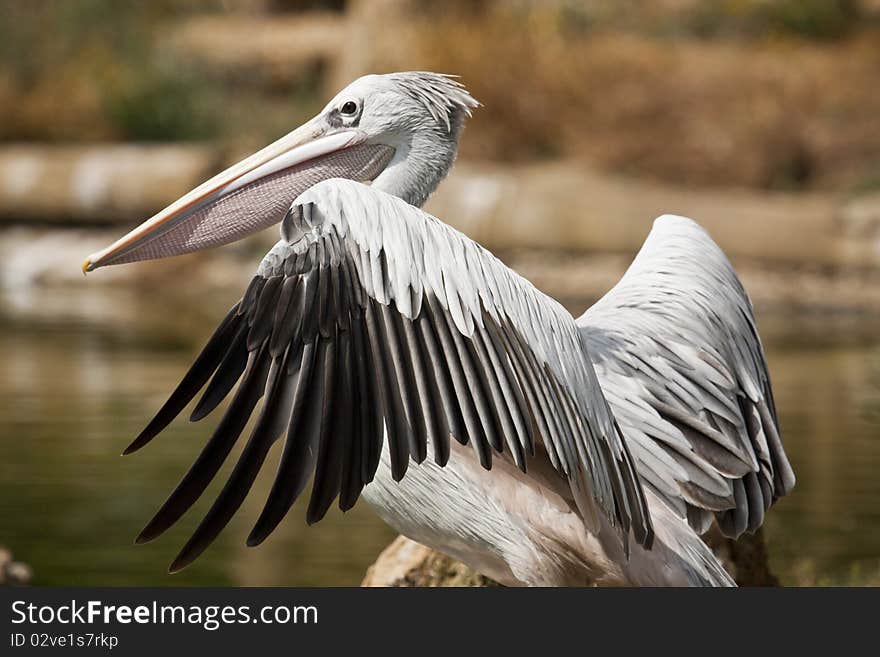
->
[
  {"left": 321, "top": 72, "right": 478, "bottom": 207},
  {"left": 84, "top": 72, "right": 479, "bottom": 271}
]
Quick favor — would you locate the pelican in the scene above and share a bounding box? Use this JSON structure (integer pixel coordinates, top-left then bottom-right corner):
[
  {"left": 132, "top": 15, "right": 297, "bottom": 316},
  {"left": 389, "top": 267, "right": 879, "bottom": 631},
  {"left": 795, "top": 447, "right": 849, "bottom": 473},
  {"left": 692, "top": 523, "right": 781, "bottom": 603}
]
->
[{"left": 83, "top": 72, "right": 795, "bottom": 586}]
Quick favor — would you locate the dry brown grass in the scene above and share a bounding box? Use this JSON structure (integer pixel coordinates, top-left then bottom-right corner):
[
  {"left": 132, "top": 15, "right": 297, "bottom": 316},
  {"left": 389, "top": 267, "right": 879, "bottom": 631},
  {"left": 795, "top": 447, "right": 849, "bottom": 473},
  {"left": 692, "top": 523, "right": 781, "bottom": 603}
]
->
[{"left": 390, "top": 4, "right": 880, "bottom": 191}]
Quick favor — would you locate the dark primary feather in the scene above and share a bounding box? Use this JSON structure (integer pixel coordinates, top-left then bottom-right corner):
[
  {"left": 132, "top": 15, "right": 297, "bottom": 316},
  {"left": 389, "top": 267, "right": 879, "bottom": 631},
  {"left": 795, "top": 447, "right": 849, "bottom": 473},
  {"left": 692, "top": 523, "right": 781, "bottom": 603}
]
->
[
  {"left": 136, "top": 343, "right": 271, "bottom": 546},
  {"left": 189, "top": 321, "right": 249, "bottom": 422}
]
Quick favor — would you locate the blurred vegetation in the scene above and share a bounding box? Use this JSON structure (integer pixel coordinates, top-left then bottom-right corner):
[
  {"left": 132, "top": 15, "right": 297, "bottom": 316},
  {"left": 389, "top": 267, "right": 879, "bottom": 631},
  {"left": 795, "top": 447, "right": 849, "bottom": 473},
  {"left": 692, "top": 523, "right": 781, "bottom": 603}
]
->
[
  {"left": 420, "top": 0, "right": 868, "bottom": 41},
  {"left": 104, "top": 63, "right": 221, "bottom": 142},
  {"left": 789, "top": 559, "right": 880, "bottom": 586},
  {"left": 0, "top": 0, "right": 228, "bottom": 141},
  {"left": 679, "top": 0, "right": 864, "bottom": 40},
  {"left": 1, "top": 0, "right": 879, "bottom": 191}
]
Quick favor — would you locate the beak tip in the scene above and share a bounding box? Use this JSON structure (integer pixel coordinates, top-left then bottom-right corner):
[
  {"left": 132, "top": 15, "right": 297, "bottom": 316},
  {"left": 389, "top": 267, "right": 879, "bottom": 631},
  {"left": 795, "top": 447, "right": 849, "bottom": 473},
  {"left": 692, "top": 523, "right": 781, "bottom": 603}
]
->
[{"left": 81, "top": 257, "right": 94, "bottom": 275}]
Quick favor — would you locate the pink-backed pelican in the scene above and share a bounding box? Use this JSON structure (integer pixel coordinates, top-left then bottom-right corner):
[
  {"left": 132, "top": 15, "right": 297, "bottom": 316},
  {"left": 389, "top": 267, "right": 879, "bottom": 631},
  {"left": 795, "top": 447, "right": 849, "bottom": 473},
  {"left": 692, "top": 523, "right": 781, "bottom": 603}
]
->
[{"left": 83, "top": 72, "right": 794, "bottom": 586}]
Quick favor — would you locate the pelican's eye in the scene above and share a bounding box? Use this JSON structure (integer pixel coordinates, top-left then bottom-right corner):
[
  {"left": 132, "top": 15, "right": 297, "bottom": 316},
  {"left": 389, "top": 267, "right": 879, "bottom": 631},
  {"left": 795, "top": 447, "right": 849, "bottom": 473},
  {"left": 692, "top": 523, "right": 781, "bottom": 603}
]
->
[{"left": 340, "top": 101, "right": 359, "bottom": 116}]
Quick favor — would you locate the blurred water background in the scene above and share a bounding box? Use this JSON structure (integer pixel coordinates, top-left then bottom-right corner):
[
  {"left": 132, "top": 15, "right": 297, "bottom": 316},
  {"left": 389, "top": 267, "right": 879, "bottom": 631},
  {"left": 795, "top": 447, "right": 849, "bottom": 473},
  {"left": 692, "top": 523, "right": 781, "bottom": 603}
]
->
[{"left": 1, "top": 0, "right": 880, "bottom": 585}]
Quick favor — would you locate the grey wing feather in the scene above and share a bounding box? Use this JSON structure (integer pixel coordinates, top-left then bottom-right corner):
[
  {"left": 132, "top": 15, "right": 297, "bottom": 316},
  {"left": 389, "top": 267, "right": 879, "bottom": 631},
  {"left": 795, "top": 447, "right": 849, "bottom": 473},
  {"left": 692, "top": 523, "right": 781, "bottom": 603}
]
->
[
  {"left": 578, "top": 214, "right": 795, "bottom": 538},
  {"left": 128, "top": 179, "right": 652, "bottom": 570}
]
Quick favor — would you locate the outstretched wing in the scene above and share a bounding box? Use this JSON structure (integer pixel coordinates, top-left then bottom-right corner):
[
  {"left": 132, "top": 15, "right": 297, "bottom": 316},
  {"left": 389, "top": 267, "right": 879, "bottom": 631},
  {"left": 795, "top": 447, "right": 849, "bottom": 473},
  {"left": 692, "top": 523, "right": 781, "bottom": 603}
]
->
[
  {"left": 578, "top": 215, "right": 795, "bottom": 538},
  {"left": 128, "top": 179, "right": 652, "bottom": 571}
]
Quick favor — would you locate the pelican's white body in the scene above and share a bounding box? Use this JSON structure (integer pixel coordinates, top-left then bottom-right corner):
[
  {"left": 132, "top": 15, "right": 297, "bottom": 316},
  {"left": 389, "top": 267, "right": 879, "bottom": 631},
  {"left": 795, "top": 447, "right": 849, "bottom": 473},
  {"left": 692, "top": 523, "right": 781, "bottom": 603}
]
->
[{"left": 364, "top": 440, "right": 731, "bottom": 586}]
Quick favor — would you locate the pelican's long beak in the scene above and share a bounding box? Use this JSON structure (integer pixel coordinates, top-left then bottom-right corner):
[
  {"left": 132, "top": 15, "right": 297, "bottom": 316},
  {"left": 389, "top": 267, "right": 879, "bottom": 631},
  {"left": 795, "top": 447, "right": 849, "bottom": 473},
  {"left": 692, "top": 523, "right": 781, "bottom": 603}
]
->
[{"left": 83, "top": 118, "right": 394, "bottom": 272}]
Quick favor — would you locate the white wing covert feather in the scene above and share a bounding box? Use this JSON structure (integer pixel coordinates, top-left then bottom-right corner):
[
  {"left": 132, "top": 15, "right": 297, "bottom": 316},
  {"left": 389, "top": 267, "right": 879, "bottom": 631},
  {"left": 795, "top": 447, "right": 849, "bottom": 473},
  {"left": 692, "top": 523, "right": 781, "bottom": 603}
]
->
[{"left": 578, "top": 215, "right": 795, "bottom": 538}]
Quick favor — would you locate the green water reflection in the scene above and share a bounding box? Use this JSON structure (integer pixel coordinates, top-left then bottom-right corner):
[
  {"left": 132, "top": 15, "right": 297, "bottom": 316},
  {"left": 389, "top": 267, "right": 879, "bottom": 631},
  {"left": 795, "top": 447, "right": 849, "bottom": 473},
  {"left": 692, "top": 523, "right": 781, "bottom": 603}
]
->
[{"left": 1, "top": 286, "right": 878, "bottom": 585}]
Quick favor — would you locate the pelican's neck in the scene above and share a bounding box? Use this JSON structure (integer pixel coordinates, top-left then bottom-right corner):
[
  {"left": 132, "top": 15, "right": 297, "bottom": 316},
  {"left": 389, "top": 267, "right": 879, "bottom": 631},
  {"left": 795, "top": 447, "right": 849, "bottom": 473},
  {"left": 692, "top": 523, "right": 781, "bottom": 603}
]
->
[{"left": 371, "top": 127, "right": 459, "bottom": 208}]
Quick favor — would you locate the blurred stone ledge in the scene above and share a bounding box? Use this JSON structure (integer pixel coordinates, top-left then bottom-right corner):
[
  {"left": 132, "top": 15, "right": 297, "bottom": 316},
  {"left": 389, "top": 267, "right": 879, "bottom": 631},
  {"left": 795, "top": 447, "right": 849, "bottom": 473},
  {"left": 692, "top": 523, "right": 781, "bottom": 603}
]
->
[
  {"left": 0, "top": 144, "right": 221, "bottom": 225},
  {"left": 1, "top": 143, "right": 879, "bottom": 271},
  {"left": 168, "top": 13, "right": 345, "bottom": 89},
  {"left": 431, "top": 161, "right": 877, "bottom": 270}
]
